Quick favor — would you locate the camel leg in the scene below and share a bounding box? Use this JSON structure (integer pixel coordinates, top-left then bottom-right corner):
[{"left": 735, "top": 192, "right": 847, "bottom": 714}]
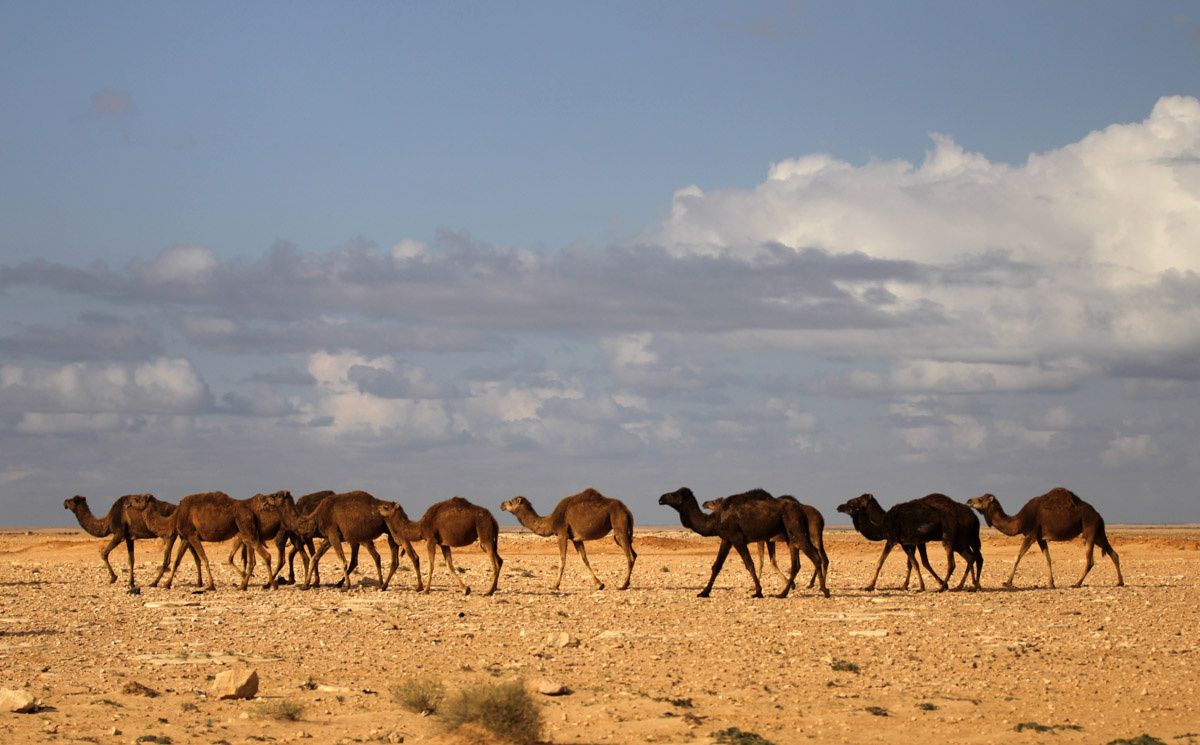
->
[
  {"left": 792, "top": 531, "right": 828, "bottom": 598},
  {"left": 249, "top": 539, "right": 275, "bottom": 591},
  {"left": 380, "top": 536, "right": 399, "bottom": 591},
  {"left": 1072, "top": 536, "right": 1097, "bottom": 588},
  {"left": 365, "top": 540, "right": 385, "bottom": 589},
  {"left": 1097, "top": 533, "right": 1124, "bottom": 587},
  {"left": 122, "top": 536, "right": 138, "bottom": 592},
  {"left": 553, "top": 535, "right": 570, "bottom": 591},
  {"left": 306, "top": 540, "right": 333, "bottom": 589},
  {"left": 764, "top": 542, "right": 791, "bottom": 587},
  {"left": 483, "top": 541, "right": 503, "bottom": 597},
  {"left": 1004, "top": 533, "right": 1038, "bottom": 587},
  {"left": 325, "top": 533, "right": 354, "bottom": 592},
  {"left": 699, "top": 540, "right": 733, "bottom": 598},
  {"left": 99, "top": 535, "right": 122, "bottom": 584},
  {"left": 776, "top": 543, "right": 805, "bottom": 599},
  {"left": 732, "top": 541, "right": 764, "bottom": 598},
  {"left": 1037, "top": 537, "right": 1055, "bottom": 588},
  {"left": 614, "top": 530, "right": 636, "bottom": 590},
  {"left": 177, "top": 535, "right": 215, "bottom": 592},
  {"left": 397, "top": 535, "right": 422, "bottom": 591},
  {"left": 937, "top": 542, "right": 954, "bottom": 592},
  {"left": 916, "top": 544, "right": 945, "bottom": 591},
  {"left": 441, "top": 545, "right": 472, "bottom": 595},
  {"left": 866, "top": 540, "right": 897, "bottom": 591},
  {"left": 573, "top": 539, "right": 605, "bottom": 591},
  {"left": 423, "top": 540, "right": 438, "bottom": 594}
]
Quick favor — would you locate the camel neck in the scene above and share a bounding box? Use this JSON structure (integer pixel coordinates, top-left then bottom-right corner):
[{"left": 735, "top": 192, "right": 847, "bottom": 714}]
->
[
  {"left": 677, "top": 497, "right": 718, "bottom": 536},
  {"left": 511, "top": 506, "right": 555, "bottom": 537},
  {"left": 70, "top": 502, "right": 112, "bottom": 537}
]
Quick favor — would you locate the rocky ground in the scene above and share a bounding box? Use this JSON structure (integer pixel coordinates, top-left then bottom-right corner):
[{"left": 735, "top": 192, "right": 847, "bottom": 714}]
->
[{"left": 1, "top": 525, "right": 1198, "bottom": 745}]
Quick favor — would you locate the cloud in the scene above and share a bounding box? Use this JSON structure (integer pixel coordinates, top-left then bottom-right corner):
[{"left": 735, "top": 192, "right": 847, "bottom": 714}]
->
[
  {"left": 0, "top": 313, "right": 162, "bottom": 362},
  {"left": 0, "top": 358, "right": 213, "bottom": 434}
]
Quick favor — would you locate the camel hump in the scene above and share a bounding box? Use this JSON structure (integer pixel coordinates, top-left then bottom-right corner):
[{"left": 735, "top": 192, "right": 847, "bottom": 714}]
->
[
  {"left": 1044, "top": 487, "right": 1083, "bottom": 504},
  {"left": 729, "top": 488, "right": 774, "bottom": 503},
  {"left": 337, "top": 490, "right": 377, "bottom": 501},
  {"left": 574, "top": 487, "right": 605, "bottom": 499}
]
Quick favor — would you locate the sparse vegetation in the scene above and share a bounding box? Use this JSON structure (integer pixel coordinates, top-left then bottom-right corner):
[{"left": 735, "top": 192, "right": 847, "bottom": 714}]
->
[
  {"left": 259, "top": 699, "right": 306, "bottom": 722},
  {"left": 390, "top": 676, "right": 445, "bottom": 715},
  {"left": 135, "top": 736, "right": 171, "bottom": 745},
  {"left": 916, "top": 702, "right": 938, "bottom": 711},
  {"left": 1107, "top": 738, "right": 1168, "bottom": 745},
  {"left": 711, "top": 727, "right": 776, "bottom": 745},
  {"left": 441, "top": 680, "right": 542, "bottom": 745},
  {"left": 831, "top": 659, "right": 860, "bottom": 674},
  {"left": 1015, "top": 722, "right": 1083, "bottom": 733},
  {"left": 865, "top": 706, "right": 889, "bottom": 717}
]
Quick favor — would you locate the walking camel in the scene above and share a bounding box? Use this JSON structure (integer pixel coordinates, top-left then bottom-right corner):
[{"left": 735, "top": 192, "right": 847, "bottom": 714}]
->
[
  {"left": 836, "top": 493, "right": 982, "bottom": 592},
  {"left": 64, "top": 494, "right": 201, "bottom": 592},
  {"left": 377, "top": 497, "right": 503, "bottom": 596},
  {"left": 660, "top": 487, "right": 828, "bottom": 599},
  {"left": 967, "top": 488, "right": 1123, "bottom": 588},
  {"left": 499, "top": 488, "right": 636, "bottom": 591},
  {"left": 702, "top": 495, "right": 829, "bottom": 591},
  {"left": 263, "top": 490, "right": 420, "bottom": 591},
  {"left": 128, "top": 491, "right": 278, "bottom": 591}
]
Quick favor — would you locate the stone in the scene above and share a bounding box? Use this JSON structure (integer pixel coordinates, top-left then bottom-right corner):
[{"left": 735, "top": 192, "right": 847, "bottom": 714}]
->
[
  {"left": 211, "top": 669, "right": 259, "bottom": 700},
  {"left": 536, "top": 679, "right": 571, "bottom": 696},
  {"left": 0, "top": 688, "right": 37, "bottom": 713},
  {"left": 546, "top": 632, "right": 578, "bottom": 648}
]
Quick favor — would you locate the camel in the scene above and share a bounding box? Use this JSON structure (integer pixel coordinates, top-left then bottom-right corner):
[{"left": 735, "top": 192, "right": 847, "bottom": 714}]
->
[
  {"left": 225, "top": 490, "right": 344, "bottom": 586},
  {"left": 836, "top": 493, "right": 982, "bottom": 592},
  {"left": 967, "top": 488, "right": 1123, "bottom": 588},
  {"left": 499, "top": 488, "right": 636, "bottom": 591},
  {"left": 702, "top": 495, "right": 829, "bottom": 591},
  {"left": 264, "top": 490, "right": 420, "bottom": 591},
  {"left": 129, "top": 491, "right": 277, "bottom": 591},
  {"left": 377, "top": 497, "right": 503, "bottom": 596},
  {"left": 659, "top": 487, "right": 828, "bottom": 599},
  {"left": 63, "top": 494, "right": 201, "bottom": 592}
]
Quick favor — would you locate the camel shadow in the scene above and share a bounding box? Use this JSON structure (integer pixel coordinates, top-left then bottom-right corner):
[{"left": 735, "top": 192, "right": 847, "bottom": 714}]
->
[{"left": 0, "top": 628, "right": 60, "bottom": 638}]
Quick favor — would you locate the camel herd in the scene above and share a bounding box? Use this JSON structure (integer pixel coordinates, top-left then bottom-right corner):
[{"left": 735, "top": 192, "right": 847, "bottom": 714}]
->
[{"left": 61, "top": 485, "right": 1125, "bottom": 597}]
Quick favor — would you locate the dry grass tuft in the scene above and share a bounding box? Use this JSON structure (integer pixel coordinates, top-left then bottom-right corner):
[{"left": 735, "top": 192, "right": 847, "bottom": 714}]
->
[
  {"left": 441, "top": 679, "right": 542, "bottom": 744},
  {"left": 391, "top": 676, "right": 445, "bottom": 715}
]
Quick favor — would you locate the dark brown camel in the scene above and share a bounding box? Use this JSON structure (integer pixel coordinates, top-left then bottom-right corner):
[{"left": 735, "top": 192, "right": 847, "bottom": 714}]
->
[
  {"left": 264, "top": 490, "right": 420, "bottom": 591},
  {"left": 836, "top": 493, "right": 982, "bottom": 592},
  {"left": 967, "top": 488, "right": 1123, "bottom": 588},
  {"left": 63, "top": 494, "right": 200, "bottom": 592},
  {"left": 378, "top": 497, "right": 503, "bottom": 596},
  {"left": 660, "top": 487, "right": 828, "bottom": 599},
  {"left": 499, "top": 488, "right": 636, "bottom": 591},
  {"left": 129, "top": 491, "right": 277, "bottom": 591},
  {"left": 702, "top": 495, "right": 830, "bottom": 591},
  {"left": 225, "top": 490, "right": 349, "bottom": 587}
]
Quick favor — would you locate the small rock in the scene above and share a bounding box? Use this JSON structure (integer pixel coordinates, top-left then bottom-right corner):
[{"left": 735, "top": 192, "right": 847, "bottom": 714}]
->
[
  {"left": 0, "top": 688, "right": 37, "bottom": 713},
  {"left": 546, "top": 632, "right": 578, "bottom": 648},
  {"left": 536, "top": 679, "right": 571, "bottom": 696},
  {"left": 121, "top": 681, "right": 160, "bottom": 697},
  {"left": 109, "top": 726, "right": 121, "bottom": 736},
  {"left": 211, "top": 669, "right": 259, "bottom": 700}
]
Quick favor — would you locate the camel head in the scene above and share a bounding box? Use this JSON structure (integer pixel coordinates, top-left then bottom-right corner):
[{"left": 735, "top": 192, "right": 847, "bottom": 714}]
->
[
  {"left": 262, "top": 491, "right": 295, "bottom": 510},
  {"left": 124, "top": 493, "right": 154, "bottom": 512},
  {"left": 701, "top": 497, "right": 727, "bottom": 513},
  {"left": 658, "top": 487, "right": 694, "bottom": 508},
  {"left": 64, "top": 495, "right": 87, "bottom": 512},
  {"left": 376, "top": 501, "right": 411, "bottom": 521},
  {"left": 499, "top": 496, "right": 530, "bottom": 514},
  {"left": 966, "top": 494, "right": 996, "bottom": 512},
  {"left": 836, "top": 493, "right": 876, "bottom": 516}
]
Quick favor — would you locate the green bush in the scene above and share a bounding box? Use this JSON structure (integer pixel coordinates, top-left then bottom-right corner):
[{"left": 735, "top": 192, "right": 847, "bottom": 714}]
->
[{"left": 441, "top": 680, "right": 542, "bottom": 744}]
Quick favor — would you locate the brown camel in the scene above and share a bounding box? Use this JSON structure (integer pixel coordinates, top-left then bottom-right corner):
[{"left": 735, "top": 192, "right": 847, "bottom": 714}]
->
[
  {"left": 63, "top": 494, "right": 201, "bottom": 592},
  {"left": 836, "top": 493, "right": 982, "bottom": 592},
  {"left": 499, "top": 488, "right": 636, "bottom": 591},
  {"left": 967, "top": 488, "right": 1123, "bottom": 588},
  {"left": 225, "top": 490, "right": 346, "bottom": 587},
  {"left": 378, "top": 497, "right": 503, "bottom": 596},
  {"left": 661, "top": 487, "right": 828, "bottom": 599},
  {"left": 702, "top": 495, "right": 829, "bottom": 591},
  {"left": 264, "top": 490, "right": 420, "bottom": 591},
  {"left": 129, "top": 491, "right": 277, "bottom": 591}
]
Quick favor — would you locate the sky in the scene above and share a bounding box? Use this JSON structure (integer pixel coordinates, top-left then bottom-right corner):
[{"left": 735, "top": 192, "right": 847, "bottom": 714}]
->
[{"left": 2, "top": 2, "right": 1199, "bottom": 528}]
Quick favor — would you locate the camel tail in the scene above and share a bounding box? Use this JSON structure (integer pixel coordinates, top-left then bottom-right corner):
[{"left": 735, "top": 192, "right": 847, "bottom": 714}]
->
[{"left": 1096, "top": 517, "right": 1115, "bottom": 557}]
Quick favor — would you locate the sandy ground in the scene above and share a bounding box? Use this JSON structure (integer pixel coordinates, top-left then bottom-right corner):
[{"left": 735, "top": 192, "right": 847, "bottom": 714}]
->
[{"left": 1, "top": 524, "right": 1198, "bottom": 745}]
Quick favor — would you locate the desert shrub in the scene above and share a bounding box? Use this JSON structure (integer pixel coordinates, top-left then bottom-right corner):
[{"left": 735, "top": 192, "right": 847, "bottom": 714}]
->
[
  {"left": 441, "top": 679, "right": 542, "bottom": 744},
  {"left": 259, "top": 699, "right": 306, "bottom": 722},
  {"left": 711, "top": 727, "right": 776, "bottom": 745},
  {"left": 831, "top": 659, "right": 860, "bottom": 674},
  {"left": 391, "top": 676, "right": 445, "bottom": 715}
]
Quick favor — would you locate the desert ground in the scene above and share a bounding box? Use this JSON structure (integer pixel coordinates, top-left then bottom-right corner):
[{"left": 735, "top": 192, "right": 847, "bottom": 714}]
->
[{"left": 1, "top": 522, "right": 1198, "bottom": 745}]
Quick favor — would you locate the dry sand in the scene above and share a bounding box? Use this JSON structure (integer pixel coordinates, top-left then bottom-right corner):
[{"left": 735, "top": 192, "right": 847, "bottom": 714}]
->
[{"left": 1, "top": 525, "right": 1197, "bottom": 744}]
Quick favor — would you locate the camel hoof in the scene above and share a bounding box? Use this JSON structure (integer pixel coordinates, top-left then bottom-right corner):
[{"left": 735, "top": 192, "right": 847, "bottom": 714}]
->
[
  {"left": 821, "top": 588, "right": 831, "bottom": 598},
  {"left": 1116, "top": 580, "right": 1125, "bottom": 587},
  {"left": 463, "top": 587, "right": 472, "bottom": 596},
  {"left": 751, "top": 591, "right": 764, "bottom": 599},
  {"left": 697, "top": 590, "right": 711, "bottom": 598},
  {"left": 126, "top": 586, "right": 141, "bottom": 595},
  {"left": 596, "top": 583, "right": 606, "bottom": 591}
]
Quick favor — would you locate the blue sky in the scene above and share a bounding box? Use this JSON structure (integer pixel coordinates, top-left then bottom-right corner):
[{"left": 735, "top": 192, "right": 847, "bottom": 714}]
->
[{"left": 2, "top": 2, "right": 1199, "bottom": 527}]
